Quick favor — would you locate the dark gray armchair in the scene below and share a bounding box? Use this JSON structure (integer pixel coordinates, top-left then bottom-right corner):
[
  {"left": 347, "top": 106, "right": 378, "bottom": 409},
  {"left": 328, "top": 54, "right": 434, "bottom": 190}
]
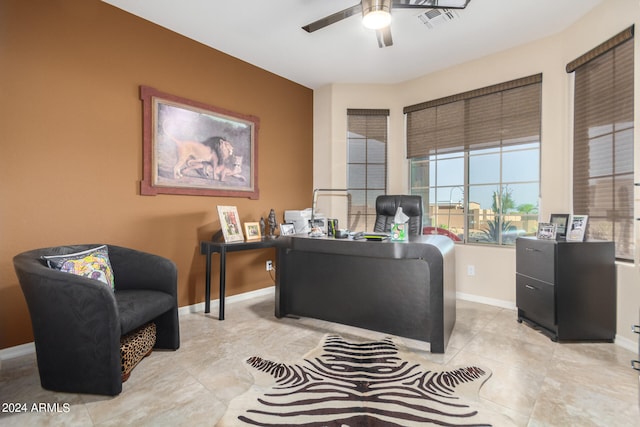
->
[
  {"left": 13, "top": 244, "right": 180, "bottom": 396},
  {"left": 373, "top": 195, "right": 423, "bottom": 236}
]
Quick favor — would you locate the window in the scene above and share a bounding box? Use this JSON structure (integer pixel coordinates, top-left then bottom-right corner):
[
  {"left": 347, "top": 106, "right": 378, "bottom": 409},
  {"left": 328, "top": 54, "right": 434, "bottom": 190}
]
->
[
  {"left": 347, "top": 109, "right": 389, "bottom": 232},
  {"left": 568, "top": 26, "right": 634, "bottom": 261},
  {"left": 406, "top": 75, "right": 542, "bottom": 245}
]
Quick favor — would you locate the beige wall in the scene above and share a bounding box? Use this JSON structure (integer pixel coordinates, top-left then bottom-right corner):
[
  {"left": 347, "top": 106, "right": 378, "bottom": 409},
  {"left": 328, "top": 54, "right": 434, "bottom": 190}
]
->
[
  {"left": 314, "top": 0, "right": 640, "bottom": 346},
  {"left": 0, "top": 0, "right": 313, "bottom": 349}
]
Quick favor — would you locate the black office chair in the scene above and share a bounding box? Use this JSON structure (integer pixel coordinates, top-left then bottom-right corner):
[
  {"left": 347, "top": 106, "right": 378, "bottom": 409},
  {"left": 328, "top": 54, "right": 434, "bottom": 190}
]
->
[{"left": 373, "top": 195, "right": 423, "bottom": 236}]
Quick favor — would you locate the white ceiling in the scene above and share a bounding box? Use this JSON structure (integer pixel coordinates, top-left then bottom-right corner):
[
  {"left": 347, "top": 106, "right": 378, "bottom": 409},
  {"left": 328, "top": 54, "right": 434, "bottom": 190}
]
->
[{"left": 102, "top": 0, "right": 603, "bottom": 89}]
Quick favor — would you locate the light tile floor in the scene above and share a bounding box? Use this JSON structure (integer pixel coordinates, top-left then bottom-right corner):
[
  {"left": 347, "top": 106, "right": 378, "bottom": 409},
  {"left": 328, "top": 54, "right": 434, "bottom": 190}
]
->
[{"left": 1, "top": 294, "right": 639, "bottom": 426}]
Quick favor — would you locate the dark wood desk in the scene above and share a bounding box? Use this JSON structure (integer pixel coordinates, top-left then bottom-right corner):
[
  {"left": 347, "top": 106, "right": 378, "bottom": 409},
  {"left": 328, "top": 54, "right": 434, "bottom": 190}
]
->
[
  {"left": 200, "top": 238, "right": 278, "bottom": 319},
  {"left": 275, "top": 234, "right": 456, "bottom": 353}
]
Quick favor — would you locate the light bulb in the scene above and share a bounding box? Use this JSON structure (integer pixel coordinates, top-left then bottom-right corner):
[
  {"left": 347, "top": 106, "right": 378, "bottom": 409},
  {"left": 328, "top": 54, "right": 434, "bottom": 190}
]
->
[{"left": 362, "top": 10, "right": 391, "bottom": 30}]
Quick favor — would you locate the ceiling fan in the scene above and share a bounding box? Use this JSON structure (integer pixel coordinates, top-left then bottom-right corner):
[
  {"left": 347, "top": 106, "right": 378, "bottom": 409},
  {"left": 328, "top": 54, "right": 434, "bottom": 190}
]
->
[{"left": 302, "top": 0, "right": 471, "bottom": 48}]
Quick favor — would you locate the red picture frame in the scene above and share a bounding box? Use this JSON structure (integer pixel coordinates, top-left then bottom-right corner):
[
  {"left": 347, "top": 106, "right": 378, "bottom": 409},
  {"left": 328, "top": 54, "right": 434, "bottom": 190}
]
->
[{"left": 140, "top": 85, "right": 259, "bottom": 199}]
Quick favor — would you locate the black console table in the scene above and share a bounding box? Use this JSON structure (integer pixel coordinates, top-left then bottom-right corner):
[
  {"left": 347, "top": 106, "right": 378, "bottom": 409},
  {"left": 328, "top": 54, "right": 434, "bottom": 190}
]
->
[{"left": 200, "top": 238, "right": 278, "bottom": 320}]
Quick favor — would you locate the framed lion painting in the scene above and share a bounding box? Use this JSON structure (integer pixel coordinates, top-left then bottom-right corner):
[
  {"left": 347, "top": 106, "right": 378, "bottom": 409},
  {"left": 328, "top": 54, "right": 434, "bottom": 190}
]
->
[{"left": 140, "top": 85, "right": 259, "bottom": 199}]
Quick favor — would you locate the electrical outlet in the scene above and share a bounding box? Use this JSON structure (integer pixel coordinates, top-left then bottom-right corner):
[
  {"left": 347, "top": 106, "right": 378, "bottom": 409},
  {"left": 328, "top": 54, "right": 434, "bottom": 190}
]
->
[
  {"left": 467, "top": 265, "right": 475, "bottom": 276},
  {"left": 266, "top": 260, "right": 273, "bottom": 271}
]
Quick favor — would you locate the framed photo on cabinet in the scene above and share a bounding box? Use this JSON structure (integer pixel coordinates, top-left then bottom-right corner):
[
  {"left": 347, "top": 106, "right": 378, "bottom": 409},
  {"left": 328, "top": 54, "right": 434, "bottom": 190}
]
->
[
  {"left": 567, "top": 215, "right": 588, "bottom": 241},
  {"left": 536, "top": 222, "right": 557, "bottom": 240},
  {"left": 549, "top": 213, "right": 570, "bottom": 239}
]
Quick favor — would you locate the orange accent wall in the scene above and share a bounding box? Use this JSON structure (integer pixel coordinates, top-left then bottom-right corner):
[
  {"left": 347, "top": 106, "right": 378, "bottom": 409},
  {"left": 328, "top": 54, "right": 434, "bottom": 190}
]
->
[{"left": 0, "top": 0, "right": 313, "bottom": 349}]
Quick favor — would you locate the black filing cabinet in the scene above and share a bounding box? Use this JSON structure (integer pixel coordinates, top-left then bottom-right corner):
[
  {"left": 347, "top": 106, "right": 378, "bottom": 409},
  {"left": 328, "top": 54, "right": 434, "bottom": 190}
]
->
[{"left": 516, "top": 237, "right": 616, "bottom": 342}]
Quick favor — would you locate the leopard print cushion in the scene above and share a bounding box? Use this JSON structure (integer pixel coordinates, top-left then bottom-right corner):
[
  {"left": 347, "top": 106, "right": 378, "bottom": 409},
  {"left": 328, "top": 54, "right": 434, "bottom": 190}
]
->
[{"left": 120, "top": 323, "right": 156, "bottom": 382}]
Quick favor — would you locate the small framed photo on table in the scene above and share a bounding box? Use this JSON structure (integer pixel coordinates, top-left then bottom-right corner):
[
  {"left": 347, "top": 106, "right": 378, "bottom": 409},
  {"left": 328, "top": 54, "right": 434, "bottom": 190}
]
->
[
  {"left": 217, "top": 205, "right": 244, "bottom": 242},
  {"left": 279, "top": 223, "right": 295, "bottom": 236},
  {"left": 244, "top": 222, "right": 262, "bottom": 241}
]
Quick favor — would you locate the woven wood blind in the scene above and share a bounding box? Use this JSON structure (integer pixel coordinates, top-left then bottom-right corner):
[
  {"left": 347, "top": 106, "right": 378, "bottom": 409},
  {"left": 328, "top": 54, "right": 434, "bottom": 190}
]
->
[
  {"left": 404, "top": 74, "right": 542, "bottom": 158},
  {"left": 347, "top": 109, "right": 389, "bottom": 231},
  {"left": 347, "top": 109, "right": 389, "bottom": 144},
  {"left": 570, "top": 28, "right": 634, "bottom": 260},
  {"left": 566, "top": 26, "right": 634, "bottom": 73},
  {"left": 347, "top": 108, "right": 390, "bottom": 116}
]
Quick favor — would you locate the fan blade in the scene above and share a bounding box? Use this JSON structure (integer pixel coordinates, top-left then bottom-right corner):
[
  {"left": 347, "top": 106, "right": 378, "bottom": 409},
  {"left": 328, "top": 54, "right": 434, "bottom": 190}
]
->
[
  {"left": 302, "top": 4, "right": 363, "bottom": 33},
  {"left": 392, "top": 0, "right": 470, "bottom": 9},
  {"left": 376, "top": 26, "right": 393, "bottom": 48}
]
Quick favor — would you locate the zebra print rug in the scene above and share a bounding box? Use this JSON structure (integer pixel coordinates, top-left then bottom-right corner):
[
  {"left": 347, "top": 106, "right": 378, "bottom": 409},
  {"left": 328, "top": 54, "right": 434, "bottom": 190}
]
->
[{"left": 218, "top": 334, "right": 495, "bottom": 426}]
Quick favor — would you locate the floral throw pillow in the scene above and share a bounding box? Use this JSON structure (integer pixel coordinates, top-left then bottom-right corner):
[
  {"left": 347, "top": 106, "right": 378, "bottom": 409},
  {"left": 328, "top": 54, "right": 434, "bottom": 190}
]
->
[{"left": 43, "top": 245, "right": 115, "bottom": 290}]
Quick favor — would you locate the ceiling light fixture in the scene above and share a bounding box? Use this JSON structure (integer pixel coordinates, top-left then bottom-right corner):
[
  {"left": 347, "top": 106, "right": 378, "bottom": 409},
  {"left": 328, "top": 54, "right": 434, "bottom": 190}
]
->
[{"left": 362, "top": 0, "right": 392, "bottom": 30}]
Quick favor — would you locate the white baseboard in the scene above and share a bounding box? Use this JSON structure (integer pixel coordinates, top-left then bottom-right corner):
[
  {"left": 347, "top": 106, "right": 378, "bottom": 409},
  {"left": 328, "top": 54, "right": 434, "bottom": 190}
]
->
[
  {"left": 0, "top": 286, "right": 276, "bottom": 362},
  {"left": 456, "top": 292, "right": 638, "bottom": 353},
  {"left": 456, "top": 292, "right": 517, "bottom": 310},
  {"left": 2, "top": 287, "right": 634, "bottom": 360},
  {"left": 0, "top": 342, "right": 35, "bottom": 361},
  {"left": 615, "top": 334, "right": 637, "bottom": 353},
  {"left": 177, "top": 285, "right": 275, "bottom": 315}
]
